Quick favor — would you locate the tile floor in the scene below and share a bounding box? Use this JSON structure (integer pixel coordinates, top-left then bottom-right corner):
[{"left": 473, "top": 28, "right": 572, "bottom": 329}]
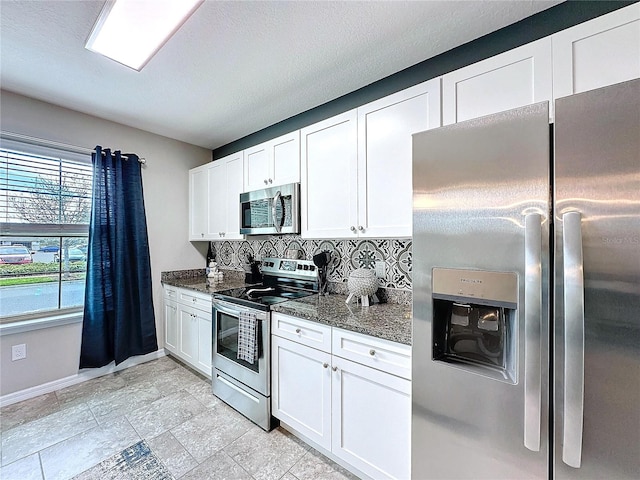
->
[{"left": 0, "top": 356, "right": 359, "bottom": 480}]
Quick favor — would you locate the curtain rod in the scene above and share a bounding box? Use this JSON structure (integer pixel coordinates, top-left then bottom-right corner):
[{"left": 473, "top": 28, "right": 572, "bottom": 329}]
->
[{"left": 0, "top": 131, "right": 146, "bottom": 164}]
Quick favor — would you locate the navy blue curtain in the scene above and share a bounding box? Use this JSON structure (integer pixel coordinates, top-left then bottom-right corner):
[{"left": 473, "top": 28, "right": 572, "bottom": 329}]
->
[{"left": 80, "top": 146, "right": 157, "bottom": 368}]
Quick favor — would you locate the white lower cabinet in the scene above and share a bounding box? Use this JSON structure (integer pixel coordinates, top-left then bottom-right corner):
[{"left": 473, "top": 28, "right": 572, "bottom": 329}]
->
[
  {"left": 272, "top": 335, "right": 332, "bottom": 450},
  {"left": 163, "top": 287, "right": 178, "bottom": 354},
  {"left": 271, "top": 313, "right": 411, "bottom": 479},
  {"left": 332, "top": 356, "right": 411, "bottom": 480},
  {"left": 163, "top": 285, "right": 212, "bottom": 377}
]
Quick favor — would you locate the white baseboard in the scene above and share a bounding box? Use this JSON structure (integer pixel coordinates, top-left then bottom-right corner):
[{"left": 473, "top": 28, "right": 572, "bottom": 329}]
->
[{"left": 0, "top": 350, "right": 167, "bottom": 408}]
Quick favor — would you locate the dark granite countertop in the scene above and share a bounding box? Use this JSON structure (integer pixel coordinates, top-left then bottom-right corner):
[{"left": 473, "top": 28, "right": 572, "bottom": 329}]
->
[
  {"left": 161, "top": 276, "right": 253, "bottom": 295},
  {"left": 271, "top": 294, "right": 412, "bottom": 346},
  {"left": 161, "top": 271, "right": 412, "bottom": 346}
]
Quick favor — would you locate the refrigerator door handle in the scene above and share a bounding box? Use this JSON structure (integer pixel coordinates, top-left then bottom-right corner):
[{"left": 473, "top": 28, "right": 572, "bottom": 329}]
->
[
  {"left": 562, "top": 211, "right": 585, "bottom": 468},
  {"left": 524, "top": 213, "right": 542, "bottom": 452}
]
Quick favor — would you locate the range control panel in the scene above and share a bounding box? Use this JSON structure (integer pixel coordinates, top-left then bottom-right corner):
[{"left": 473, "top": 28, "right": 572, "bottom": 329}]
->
[{"left": 261, "top": 257, "right": 319, "bottom": 280}]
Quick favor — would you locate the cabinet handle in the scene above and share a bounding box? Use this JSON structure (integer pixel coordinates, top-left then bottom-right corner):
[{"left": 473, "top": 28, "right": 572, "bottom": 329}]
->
[
  {"left": 358, "top": 226, "right": 364, "bottom": 232},
  {"left": 201, "top": 233, "right": 204, "bottom": 238},
  {"left": 323, "top": 363, "right": 329, "bottom": 369},
  {"left": 350, "top": 226, "right": 356, "bottom": 232},
  {"left": 369, "top": 349, "right": 376, "bottom": 356},
  {"left": 332, "top": 366, "right": 338, "bottom": 372},
  {"left": 295, "top": 328, "right": 301, "bottom": 334}
]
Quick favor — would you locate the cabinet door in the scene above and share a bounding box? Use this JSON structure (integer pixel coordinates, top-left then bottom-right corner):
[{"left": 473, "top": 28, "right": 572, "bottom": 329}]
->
[
  {"left": 244, "top": 143, "right": 270, "bottom": 192},
  {"left": 301, "top": 110, "right": 358, "bottom": 239},
  {"left": 332, "top": 357, "right": 411, "bottom": 480},
  {"left": 552, "top": 3, "right": 640, "bottom": 100},
  {"left": 357, "top": 79, "right": 441, "bottom": 238},
  {"left": 443, "top": 37, "right": 552, "bottom": 124},
  {"left": 270, "top": 131, "right": 300, "bottom": 187},
  {"left": 207, "top": 161, "right": 226, "bottom": 239},
  {"left": 163, "top": 298, "right": 178, "bottom": 354},
  {"left": 272, "top": 336, "right": 332, "bottom": 450},
  {"left": 178, "top": 305, "right": 199, "bottom": 363},
  {"left": 188, "top": 164, "right": 209, "bottom": 240},
  {"left": 197, "top": 312, "right": 212, "bottom": 378},
  {"left": 223, "top": 152, "right": 244, "bottom": 240}
]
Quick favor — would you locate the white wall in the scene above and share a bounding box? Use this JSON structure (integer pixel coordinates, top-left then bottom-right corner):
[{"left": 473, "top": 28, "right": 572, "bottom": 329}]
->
[{"left": 0, "top": 90, "right": 211, "bottom": 396}]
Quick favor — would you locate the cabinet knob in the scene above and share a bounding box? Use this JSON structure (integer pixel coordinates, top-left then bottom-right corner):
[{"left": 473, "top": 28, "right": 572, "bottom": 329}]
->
[
  {"left": 369, "top": 349, "right": 376, "bottom": 356},
  {"left": 323, "top": 363, "right": 329, "bottom": 369},
  {"left": 295, "top": 328, "right": 301, "bottom": 334},
  {"left": 201, "top": 233, "right": 204, "bottom": 237},
  {"left": 350, "top": 226, "right": 356, "bottom": 232},
  {"left": 264, "top": 179, "right": 268, "bottom": 185},
  {"left": 193, "top": 298, "right": 196, "bottom": 302},
  {"left": 268, "top": 178, "right": 273, "bottom": 184},
  {"left": 358, "top": 226, "right": 364, "bottom": 232},
  {"left": 332, "top": 366, "right": 339, "bottom": 372}
]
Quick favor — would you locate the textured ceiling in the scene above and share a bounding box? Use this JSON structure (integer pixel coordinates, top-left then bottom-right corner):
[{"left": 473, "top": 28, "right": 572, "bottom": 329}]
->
[{"left": 0, "top": 1, "right": 561, "bottom": 150}]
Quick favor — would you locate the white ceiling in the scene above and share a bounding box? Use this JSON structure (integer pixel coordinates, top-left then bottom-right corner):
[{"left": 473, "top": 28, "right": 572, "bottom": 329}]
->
[{"left": 0, "top": 1, "right": 562, "bottom": 150}]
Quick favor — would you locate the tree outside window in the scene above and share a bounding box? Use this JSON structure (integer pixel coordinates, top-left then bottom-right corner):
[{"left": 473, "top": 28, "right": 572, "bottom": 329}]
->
[{"left": 0, "top": 145, "right": 92, "bottom": 321}]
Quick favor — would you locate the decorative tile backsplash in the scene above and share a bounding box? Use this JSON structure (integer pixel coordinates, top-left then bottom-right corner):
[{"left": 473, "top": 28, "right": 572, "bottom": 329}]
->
[{"left": 210, "top": 235, "right": 412, "bottom": 291}]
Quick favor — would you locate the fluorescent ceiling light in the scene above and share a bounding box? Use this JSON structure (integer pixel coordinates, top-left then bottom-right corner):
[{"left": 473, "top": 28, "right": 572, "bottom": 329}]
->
[{"left": 85, "top": 0, "right": 203, "bottom": 71}]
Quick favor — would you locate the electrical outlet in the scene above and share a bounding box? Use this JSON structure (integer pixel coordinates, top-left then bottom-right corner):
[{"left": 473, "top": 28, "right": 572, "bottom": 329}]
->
[
  {"left": 12, "top": 344, "right": 27, "bottom": 361},
  {"left": 374, "top": 261, "right": 386, "bottom": 278}
]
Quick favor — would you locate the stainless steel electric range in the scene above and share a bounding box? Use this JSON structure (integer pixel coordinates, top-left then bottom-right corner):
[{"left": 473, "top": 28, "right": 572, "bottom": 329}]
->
[{"left": 211, "top": 257, "right": 319, "bottom": 430}]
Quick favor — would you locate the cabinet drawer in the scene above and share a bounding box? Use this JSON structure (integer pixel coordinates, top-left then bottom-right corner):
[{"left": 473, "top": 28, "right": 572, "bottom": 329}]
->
[
  {"left": 272, "top": 313, "right": 332, "bottom": 353},
  {"left": 178, "top": 289, "right": 212, "bottom": 311},
  {"left": 332, "top": 328, "right": 411, "bottom": 380},
  {"left": 163, "top": 285, "right": 178, "bottom": 301}
]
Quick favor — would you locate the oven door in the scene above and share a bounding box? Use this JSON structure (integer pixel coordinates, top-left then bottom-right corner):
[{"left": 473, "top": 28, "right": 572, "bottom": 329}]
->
[{"left": 212, "top": 299, "right": 270, "bottom": 396}]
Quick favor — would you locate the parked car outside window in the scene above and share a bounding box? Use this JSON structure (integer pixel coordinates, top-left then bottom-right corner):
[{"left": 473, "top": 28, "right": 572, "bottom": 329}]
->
[
  {"left": 40, "top": 245, "right": 60, "bottom": 252},
  {"left": 54, "top": 248, "right": 86, "bottom": 263},
  {"left": 0, "top": 245, "right": 33, "bottom": 264}
]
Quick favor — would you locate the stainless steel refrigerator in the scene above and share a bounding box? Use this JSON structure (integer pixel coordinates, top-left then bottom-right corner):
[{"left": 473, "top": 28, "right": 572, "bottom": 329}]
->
[{"left": 411, "top": 78, "right": 639, "bottom": 479}]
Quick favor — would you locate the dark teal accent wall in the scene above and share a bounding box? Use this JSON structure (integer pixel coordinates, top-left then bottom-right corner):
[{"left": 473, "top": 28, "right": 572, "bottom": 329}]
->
[{"left": 213, "top": 0, "right": 636, "bottom": 160}]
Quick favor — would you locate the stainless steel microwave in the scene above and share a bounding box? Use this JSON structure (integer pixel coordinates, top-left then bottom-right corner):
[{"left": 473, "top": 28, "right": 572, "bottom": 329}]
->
[{"left": 239, "top": 183, "right": 300, "bottom": 235}]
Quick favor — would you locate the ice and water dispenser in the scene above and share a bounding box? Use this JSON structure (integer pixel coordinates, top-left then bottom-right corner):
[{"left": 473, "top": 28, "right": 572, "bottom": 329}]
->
[{"left": 431, "top": 268, "right": 518, "bottom": 383}]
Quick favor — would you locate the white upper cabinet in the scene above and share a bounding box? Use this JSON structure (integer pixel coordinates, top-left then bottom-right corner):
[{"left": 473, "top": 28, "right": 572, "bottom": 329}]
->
[
  {"left": 244, "top": 131, "right": 300, "bottom": 192},
  {"left": 210, "top": 152, "right": 244, "bottom": 240},
  {"left": 552, "top": 3, "right": 640, "bottom": 100},
  {"left": 189, "top": 152, "right": 243, "bottom": 241},
  {"left": 301, "top": 79, "right": 441, "bottom": 239},
  {"left": 301, "top": 110, "right": 359, "bottom": 239},
  {"left": 443, "top": 37, "right": 553, "bottom": 123},
  {"left": 188, "top": 163, "right": 210, "bottom": 241},
  {"left": 357, "top": 79, "right": 441, "bottom": 238}
]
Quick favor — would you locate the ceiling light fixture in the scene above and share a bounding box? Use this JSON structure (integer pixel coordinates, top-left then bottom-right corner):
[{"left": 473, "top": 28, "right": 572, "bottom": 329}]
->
[{"left": 85, "top": 0, "right": 204, "bottom": 71}]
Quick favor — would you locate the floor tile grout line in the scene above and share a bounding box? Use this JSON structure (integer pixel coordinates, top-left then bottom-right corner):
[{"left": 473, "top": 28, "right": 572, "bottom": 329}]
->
[
  {"left": 1, "top": 406, "right": 98, "bottom": 469},
  {"left": 38, "top": 451, "right": 45, "bottom": 480},
  {"left": 221, "top": 448, "right": 255, "bottom": 480}
]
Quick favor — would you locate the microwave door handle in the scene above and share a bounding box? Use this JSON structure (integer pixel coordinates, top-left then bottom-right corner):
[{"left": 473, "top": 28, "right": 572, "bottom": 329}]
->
[{"left": 272, "top": 190, "right": 282, "bottom": 233}]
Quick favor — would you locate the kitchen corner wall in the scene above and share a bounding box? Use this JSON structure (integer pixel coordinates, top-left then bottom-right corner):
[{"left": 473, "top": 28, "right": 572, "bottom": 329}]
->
[{"left": 211, "top": 235, "right": 412, "bottom": 290}]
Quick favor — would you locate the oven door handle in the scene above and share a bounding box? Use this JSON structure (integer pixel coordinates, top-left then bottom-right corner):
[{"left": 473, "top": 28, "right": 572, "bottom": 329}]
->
[{"left": 212, "top": 300, "right": 267, "bottom": 321}]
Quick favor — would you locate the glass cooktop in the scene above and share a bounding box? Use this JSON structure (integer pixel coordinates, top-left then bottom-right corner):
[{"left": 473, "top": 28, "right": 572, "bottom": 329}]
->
[{"left": 213, "top": 285, "right": 316, "bottom": 311}]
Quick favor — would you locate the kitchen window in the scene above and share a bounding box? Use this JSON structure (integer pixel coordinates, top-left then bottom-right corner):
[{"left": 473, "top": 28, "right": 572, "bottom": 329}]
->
[{"left": 0, "top": 138, "right": 92, "bottom": 324}]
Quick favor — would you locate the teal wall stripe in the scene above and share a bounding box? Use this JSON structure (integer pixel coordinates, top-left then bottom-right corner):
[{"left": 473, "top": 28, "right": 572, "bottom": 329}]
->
[{"left": 213, "top": 0, "right": 636, "bottom": 160}]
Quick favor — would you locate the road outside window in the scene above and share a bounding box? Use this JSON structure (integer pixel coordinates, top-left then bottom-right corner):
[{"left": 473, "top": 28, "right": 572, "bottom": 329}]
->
[{"left": 0, "top": 144, "right": 92, "bottom": 322}]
